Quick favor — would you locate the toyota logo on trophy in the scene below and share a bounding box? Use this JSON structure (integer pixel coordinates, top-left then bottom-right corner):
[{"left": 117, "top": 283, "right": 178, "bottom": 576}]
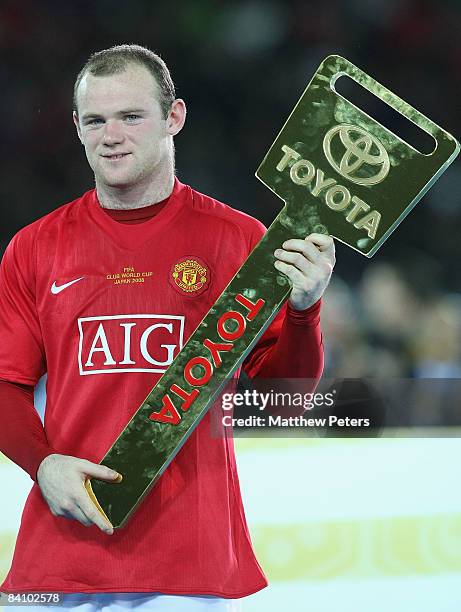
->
[
  {"left": 85, "top": 55, "right": 459, "bottom": 529},
  {"left": 323, "top": 124, "right": 390, "bottom": 186}
]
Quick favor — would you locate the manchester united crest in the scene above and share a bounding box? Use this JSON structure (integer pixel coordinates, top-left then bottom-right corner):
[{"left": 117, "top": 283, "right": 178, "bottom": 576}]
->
[{"left": 170, "top": 257, "right": 210, "bottom": 296}]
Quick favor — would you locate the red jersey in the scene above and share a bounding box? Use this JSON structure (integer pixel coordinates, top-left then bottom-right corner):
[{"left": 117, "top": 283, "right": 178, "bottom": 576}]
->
[{"left": 0, "top": 178, "right": 322, "bottom": 597}]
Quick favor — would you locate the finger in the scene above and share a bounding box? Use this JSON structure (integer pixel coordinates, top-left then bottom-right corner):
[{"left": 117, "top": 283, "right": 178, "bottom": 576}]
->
[
  {"left": 274, "top": 260, "right": 306, "bottom": 284},
  {"left": 78, "top": 501, "right": 114, "bottom": 534},
  {"left": 274, "top": 248, "right": 312, "bottom": 273},
  {"left": 302, "top": 240, "right": 323, "bottom": 264},
  {"left": 281, "top": 238, "right": 311, "bottom": 253},
  {"left": 281, "top": 239, "right": 321, "bottom": 264},
  {"left": 282, "top": 234, "right": 334, "bottom": 252},
  {"left": 79, "top": 460, "right": 122, "bottom": 483},
  {"left": 306, "top": 233, "right": 335, "bottom": 253},
  {"left": 79, "top": 485, "right": 114, "bottom": 534},
  {"left": 57, "top": 498, "right": 93, "bottom": 526},
  {"left": 61, "top": 504, "right": 93, "bottom": 527}
]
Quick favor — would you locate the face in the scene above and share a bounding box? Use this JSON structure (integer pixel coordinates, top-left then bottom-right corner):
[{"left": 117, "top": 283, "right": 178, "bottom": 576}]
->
[{"left": 73, "top": 63, "right": 185, "bottom": 189}]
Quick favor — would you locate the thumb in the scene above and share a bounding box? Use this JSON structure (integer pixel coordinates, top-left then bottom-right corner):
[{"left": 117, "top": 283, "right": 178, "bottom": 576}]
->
[{"left": 80, "top": 460, "right": 123, "bottom": 483}]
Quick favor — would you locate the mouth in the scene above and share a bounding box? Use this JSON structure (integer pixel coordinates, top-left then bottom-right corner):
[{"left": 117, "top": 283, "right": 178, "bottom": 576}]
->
[{"left": 102, "top": 153, "right": 131, "bottom": 161}]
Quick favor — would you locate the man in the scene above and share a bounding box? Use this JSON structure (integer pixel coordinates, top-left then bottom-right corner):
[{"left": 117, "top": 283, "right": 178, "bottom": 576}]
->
[{"left": 0, "top": 45, "right": 335, "bottom": 611}]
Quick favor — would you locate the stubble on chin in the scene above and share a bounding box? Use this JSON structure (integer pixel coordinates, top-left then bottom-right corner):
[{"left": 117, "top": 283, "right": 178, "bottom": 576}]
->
[{"left": 95, "top": 161, "right": 135, "bottom": 188}]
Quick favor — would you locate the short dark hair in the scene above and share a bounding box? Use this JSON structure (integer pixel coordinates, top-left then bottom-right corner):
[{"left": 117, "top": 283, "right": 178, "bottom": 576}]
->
[{"left": 73, "top": 44, "right": 176, "bottom": 118}]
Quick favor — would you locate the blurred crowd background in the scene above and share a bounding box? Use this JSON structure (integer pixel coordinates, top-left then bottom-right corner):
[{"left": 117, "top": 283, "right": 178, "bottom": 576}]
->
[{"left": 1, "top": 0, "right": 460, "bottom": 382}]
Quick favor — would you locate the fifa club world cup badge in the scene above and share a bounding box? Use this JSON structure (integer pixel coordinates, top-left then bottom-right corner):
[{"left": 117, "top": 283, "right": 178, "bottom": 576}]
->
[{"left": 85, "top": 55, "right": 459, "bottom": 528}]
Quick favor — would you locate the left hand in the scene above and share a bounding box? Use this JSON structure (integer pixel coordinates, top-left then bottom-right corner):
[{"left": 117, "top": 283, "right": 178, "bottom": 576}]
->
[{"left": 274, "top": 233, "right": 335, "bottom": 311}]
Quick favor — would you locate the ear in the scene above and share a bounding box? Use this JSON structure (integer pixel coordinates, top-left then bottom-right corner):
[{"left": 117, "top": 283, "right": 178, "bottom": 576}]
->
[
  {"left": 73, "top": 111, "right": 84, "bottom": 144},
  {"left": 166, "top": 99, "right": 187, "bottom": 137}
]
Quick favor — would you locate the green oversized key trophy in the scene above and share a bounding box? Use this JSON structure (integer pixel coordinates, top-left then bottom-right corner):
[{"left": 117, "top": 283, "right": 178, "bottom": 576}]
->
[{"left": 85, "top": 55, "right": 459, "bottom": 528}]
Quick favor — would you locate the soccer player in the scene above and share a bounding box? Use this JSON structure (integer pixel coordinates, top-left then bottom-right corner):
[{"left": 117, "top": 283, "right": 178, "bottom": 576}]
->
[{"left": 0, "top": 45, "right": 335, "bottom": 611}]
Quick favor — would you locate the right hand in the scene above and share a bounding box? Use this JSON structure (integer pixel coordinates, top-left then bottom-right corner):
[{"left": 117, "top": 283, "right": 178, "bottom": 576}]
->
[{"left": 36, "top": 453, "right": 121, "bottom": 535}]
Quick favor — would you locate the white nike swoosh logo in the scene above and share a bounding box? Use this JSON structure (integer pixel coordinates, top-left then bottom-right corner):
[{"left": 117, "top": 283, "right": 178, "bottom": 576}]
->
[{"left": 51, "top": 277, "right": 85, "bottom": 295}]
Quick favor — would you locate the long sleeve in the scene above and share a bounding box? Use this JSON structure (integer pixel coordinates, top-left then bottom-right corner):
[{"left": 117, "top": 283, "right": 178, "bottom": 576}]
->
[
  {"left": 0, "top": 379, "right": 56, "bottom": 482},
  {"left": 0, "top": 231, "right": 53, "bottom": 482},
  {"left": 242, "top": 298, "right": 323, "bottom": 380}
]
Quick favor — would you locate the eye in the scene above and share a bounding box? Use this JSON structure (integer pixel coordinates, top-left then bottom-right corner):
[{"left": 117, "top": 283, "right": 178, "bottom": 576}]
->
[
  {"left": 124, "top": 114, "right": 141, "bottom": 122},
  {"left": 86, "top": 118, "right": 103, "bottom": 126}
]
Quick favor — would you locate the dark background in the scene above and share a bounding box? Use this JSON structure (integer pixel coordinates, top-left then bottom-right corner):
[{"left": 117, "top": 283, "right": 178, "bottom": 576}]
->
[{"left": 1, "top": 0, "right": 460, "bottom": 381}]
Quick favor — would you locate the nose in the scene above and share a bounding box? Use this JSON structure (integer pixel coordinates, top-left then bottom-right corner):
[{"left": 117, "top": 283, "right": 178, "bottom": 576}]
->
[{"left": 102, "top": 119, "right": 124, "bottom": 146}]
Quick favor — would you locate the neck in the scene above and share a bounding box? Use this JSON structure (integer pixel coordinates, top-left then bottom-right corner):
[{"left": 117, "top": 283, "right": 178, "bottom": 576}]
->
[{"left": 96, "top": 163, "right": 175, "bottom": 210}]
